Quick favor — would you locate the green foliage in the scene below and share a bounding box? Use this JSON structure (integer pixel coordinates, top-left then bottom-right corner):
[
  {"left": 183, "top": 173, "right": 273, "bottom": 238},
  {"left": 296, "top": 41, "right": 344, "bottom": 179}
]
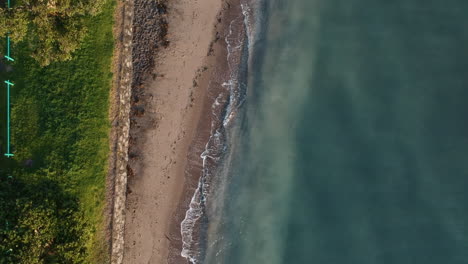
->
[
  {"left": 11, "top": 96, "right": 40, "bottom": 162},
  {"left": 0, "top": 0, "right": 115, "bottom": 262},
  {"left": 0, "top": 0, "right": 108, "bottom": 66},
  {"left": 0, "top": 177, "right": 88, "bottom": 264}
]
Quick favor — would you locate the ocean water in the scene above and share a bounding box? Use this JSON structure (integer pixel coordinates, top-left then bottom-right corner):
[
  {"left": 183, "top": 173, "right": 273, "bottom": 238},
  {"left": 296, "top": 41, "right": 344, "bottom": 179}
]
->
[{"left": 190, "top": 0, "right": 468, "bottom": 263}]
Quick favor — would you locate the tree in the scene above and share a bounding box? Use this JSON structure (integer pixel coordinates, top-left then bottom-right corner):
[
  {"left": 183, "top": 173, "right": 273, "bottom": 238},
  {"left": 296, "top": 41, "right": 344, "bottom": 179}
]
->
[
  {"left": 0, "top": 0, "right": 107, "bottom": 66},
  {"left": 0, "top": 176, "right": 88, "bottom": 264}
]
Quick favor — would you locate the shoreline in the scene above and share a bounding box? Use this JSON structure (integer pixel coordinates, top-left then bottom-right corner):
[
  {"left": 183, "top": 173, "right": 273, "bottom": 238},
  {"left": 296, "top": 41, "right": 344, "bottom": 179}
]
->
[
  {"left": 122, "top": 0, "right": 227, "bottom": 263},
  {"left": 167, "top": 10, "right": 230, "bottom": 262},
  {"left": 171, "top": 1, "right": 249, "bottom": 262}
]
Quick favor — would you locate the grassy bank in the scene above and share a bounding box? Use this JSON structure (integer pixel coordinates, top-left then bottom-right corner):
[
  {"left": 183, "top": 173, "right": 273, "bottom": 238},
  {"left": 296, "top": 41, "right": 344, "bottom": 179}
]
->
[{"left": 0, "top": 0, "right": 115, "bottom": 262}]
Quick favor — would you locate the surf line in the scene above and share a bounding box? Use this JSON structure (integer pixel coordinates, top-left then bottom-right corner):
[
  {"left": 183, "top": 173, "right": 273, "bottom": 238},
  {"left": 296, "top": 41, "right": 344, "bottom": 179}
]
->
[{"left": 3, "top": 0, "right": 14, "bottom": 157}]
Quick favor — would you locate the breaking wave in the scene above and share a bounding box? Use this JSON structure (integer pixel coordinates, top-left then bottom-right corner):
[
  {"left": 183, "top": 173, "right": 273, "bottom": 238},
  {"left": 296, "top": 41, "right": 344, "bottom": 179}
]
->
[{"left": 180, "top": 1, "right": 259, "bottom": 263}]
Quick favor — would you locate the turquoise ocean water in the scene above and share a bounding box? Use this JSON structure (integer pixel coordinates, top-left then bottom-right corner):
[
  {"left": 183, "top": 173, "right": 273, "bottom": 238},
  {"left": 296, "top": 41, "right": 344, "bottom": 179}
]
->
[{"left": 190, "top": 0, "right": 468, "bottom": 263}]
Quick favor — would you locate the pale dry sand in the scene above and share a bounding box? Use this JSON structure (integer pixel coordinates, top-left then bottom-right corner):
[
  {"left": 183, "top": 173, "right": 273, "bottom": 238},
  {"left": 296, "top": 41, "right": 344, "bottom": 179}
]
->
[{"left": 122, "top": 0, "right": 222, "bottom": 263}]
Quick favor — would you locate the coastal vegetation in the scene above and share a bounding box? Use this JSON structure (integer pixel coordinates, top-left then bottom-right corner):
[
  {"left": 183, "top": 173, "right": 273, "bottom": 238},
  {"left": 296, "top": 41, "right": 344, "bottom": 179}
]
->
[
  {"left": 0, "top": 0, "right": 115, "bottom": 262},
  {"left": 0, "top": 0, "right": 107, "bottom": 66}
]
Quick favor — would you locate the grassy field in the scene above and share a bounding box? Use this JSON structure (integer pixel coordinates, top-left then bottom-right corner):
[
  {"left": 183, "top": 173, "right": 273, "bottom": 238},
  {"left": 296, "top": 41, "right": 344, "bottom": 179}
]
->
[{"left": 0, "top": 0, "right": 115, "bottom": 262}]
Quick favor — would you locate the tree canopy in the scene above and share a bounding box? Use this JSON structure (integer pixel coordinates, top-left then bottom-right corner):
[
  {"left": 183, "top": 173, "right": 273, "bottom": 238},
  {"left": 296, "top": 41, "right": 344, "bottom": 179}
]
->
[
  {"left": 0, "top": 176, "right": 88, "bottom": 264},
  {"left": 0, "top": 0, "right": 107, "bottom": 66}
]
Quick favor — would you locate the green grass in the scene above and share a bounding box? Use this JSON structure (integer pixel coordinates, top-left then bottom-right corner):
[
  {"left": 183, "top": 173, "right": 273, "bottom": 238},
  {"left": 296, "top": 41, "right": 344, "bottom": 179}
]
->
[{"left": 0, "top": 0, "right": 115, "bottom": 262}]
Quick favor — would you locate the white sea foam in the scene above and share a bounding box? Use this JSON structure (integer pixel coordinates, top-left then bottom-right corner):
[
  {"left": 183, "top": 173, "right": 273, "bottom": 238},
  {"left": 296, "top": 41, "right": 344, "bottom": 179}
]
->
[
  {"left": 181, "top": 4, "right": 254, "bottom": 264},
  {"left": 180, "top": 180, "right": 203, "bottom": 263},
  {"left": 180, "top": 1, "right": 256, "bottom": 263}
]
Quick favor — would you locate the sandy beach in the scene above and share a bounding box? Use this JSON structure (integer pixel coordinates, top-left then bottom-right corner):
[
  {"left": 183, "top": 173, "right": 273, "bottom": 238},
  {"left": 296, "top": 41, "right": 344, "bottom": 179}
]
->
[{"left": 122, "top": 0, "right": 225, "bottom": 263}]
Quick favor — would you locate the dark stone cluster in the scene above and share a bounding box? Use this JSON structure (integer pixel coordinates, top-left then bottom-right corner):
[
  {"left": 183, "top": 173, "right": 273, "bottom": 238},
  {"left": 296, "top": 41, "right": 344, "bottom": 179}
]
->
[{"left": 132, "top": 0, "right": 169, "bottom": 87}]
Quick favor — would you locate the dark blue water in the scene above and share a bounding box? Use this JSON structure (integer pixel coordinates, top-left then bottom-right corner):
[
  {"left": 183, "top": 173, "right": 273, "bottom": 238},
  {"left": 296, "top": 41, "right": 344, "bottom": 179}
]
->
[{"left": 203, "top": 1, "right": 468, "bottom": 263}]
